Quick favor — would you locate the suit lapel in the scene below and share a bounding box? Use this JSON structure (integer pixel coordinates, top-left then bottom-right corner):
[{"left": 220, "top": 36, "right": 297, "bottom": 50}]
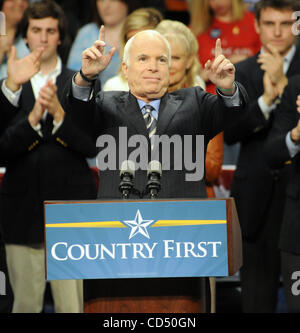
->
[
  {"left": 156, "top": 92, "right": 183, "bottom": 135},
  {"left": 252, "top": 54, "right": 264, "bottom": 94},
  {"left": 286, "top": 46, "right": 300, "bottom": 77},
  {"left": 118, "top": 92, "right": 149, "bottom": 137},
  {"left": 117, "top": 91, "right": 183, "bottom": 137}
]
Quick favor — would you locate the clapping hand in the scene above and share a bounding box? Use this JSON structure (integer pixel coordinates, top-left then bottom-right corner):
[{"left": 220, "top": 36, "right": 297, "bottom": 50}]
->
[
  {"left": 258, "top": 44, "right": 288, "bottom": 101},
  {"left": 6, "top": 46, "right": 44, "bottom": 92},
  {"left": 28, "top": 80, "right": 65, "bottom": 127},
  {"left": 257, "top": 44, "right": 284, "bottom": 84},
  {"left": 38, "top": 80, "right": 65, "bottom": 123}
]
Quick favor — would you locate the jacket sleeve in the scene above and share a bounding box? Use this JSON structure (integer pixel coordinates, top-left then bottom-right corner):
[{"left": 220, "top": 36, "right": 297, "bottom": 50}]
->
[
  {"left": 223, "top": 67, "right": 269, "bottom": 145},
  {"left": 195, "top": 81, "right": 249, "bottom": 141},
  {"left": 0, "top": 80, "right": 19, "bottom": 135}
]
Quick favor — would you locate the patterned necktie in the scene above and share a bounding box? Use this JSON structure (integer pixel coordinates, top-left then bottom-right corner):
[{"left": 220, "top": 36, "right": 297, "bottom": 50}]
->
[{"left": 143, "top": 105, "right": 157, "bottom": 149}]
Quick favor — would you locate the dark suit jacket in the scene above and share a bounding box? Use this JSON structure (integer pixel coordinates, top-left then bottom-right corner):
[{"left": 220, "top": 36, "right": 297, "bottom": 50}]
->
[
  {"left": 63, "top": 78, "right": 248, "bottom": 302},
  {"left": 224, "top": 47, "right": 300, "bottom": 241},
  {"left": 265, "top": 75, "right": 300, "bottom": 254},
  {"left": 0, "top": 86, "right": 20, "bottom": 244},
  {"left": 64, "top": 80, "right": 249, "bottom": 200},
  {"left": 0, "top": 66, "right": 97, "bottom": 245}
]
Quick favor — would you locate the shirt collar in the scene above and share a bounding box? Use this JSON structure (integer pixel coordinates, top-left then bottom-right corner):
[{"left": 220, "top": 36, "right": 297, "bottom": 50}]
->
[
  {"left": 283, "top": 44, "right": 296, "bottom": 67},
  {"left": 34, "top": 56, "right": 62, "bottom": 81},
  {"left": 137, "top": 99, "right": 161, "bottom": 112}
]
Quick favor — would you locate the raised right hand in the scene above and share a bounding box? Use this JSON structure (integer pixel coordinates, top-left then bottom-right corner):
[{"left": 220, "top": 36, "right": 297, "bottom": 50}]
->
[{"left": 80, "top": 25, "right": 116, "bottom": 79}]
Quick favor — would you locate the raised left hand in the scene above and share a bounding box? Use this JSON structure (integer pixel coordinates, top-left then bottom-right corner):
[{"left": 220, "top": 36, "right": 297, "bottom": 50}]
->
[{"left": 204, "top": 39, "right": 235, "bottom": 93}]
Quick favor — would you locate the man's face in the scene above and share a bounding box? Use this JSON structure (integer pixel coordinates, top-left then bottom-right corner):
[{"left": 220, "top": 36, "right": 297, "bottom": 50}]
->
[
  {"left": 122, "top": 33, "right": 170, "bottom": 102},
  {"left": 255, "top": 7, "right": 296, "bottom": 56},
  {"left": 25, "top": 17, "right": 61, "bottom": 62}
]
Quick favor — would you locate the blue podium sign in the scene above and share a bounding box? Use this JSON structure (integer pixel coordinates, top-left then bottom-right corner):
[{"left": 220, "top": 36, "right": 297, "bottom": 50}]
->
[{"left": 44, "top": 200, "right": 229, "bottom": 280}]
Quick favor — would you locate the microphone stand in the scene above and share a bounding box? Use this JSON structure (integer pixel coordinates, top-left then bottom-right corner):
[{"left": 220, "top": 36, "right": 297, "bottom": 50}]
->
[
  {"left": 145, "top": 171, "right": 161, "bottom": 199},
  {"left": 119, "top": 172, "right": 134, "bottom": 199}
]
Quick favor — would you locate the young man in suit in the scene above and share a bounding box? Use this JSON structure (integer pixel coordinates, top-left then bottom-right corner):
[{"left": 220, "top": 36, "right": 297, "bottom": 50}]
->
[
  {"left": 0, "top": 41, "right": 43, "bottom": 313},
  {"left": 60, "top": 25, "right": 248, "bottom": 311},
  {"left": 265, "top": 77, "right": 300, "bottom": 312},
  {"left": 223, "top": 0, "right": 300, "bottom": 312},
  {"left": 0, "top": 1, "right": 97, "bottom": 313}
]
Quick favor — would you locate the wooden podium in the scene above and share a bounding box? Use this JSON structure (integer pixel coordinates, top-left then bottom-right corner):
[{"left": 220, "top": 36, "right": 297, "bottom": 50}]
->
[
  {"left": 82, "top": 198, "right": 242, "bottom": 313},
  {"left": 45, "top": 198, "right": 242, "bottom": 313}
]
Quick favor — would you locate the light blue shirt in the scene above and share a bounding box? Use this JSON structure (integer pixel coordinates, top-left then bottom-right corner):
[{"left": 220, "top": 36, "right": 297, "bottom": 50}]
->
[{"left": 137, "top": 100, "right": 160, "bottom": 120}]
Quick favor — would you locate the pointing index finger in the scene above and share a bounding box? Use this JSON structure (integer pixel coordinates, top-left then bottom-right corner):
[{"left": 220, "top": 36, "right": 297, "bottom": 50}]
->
[
  {"left": 215, "top": 38, "right": 222, "bottom": 58},
  {"left": 98, "top": 25, "right": 105, "bottom": 42}
]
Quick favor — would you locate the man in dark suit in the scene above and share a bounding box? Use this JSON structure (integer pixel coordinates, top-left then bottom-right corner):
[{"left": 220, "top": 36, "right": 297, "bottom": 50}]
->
[
  {"left": 223, "top": 0, "right": 300, "bottom": 312},
  {"left": 265, "top": 75, "right": 300, "bottom": 312},
  {"left": 0, "top": 1, "right": 97, "bottom": 313},
  {"left": 62, "top": 25, "right": 248, "bottom": 311},
  {"left": 0, "top": 32, "right": 44, "bottom": 314}
]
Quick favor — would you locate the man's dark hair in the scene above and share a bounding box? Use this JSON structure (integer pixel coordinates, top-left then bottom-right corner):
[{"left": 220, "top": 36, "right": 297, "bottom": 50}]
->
[
  {"left": 254, "top": 0, "right": 300, "bottom": 21},
  {"left": 20, "top": 0, "right": 67, "bottom": 43}
]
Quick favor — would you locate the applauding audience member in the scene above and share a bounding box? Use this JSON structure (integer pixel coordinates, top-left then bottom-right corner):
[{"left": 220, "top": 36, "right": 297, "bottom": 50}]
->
[
  {"left": 265, "top": 77, "right": 300, "bottom": 313},
  {"left": 223, "top": 0, "right": 300, "bottom": 313},
  {"left": 0, "top": 1, "right": 97, "bottom": 313}
]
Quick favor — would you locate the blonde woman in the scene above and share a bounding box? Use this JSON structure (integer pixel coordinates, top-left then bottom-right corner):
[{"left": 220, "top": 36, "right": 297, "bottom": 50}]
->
[
  {"left": 155, "top": 19, "right": 205, "bottom": 91},
  {"left": 156, "top": 19, "right": 222, "bottom": 197},
  {"left": 103, "top": 7, "right": 163, "bottom": 91}
]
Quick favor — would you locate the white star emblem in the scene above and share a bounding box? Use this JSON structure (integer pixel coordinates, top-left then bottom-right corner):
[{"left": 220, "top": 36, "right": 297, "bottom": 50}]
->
[{"left": 122, "top": 210, "right": 155, "bottom": 239}]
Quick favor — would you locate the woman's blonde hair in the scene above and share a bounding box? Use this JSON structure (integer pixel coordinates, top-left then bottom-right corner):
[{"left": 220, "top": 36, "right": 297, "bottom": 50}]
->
[
  {"left": 189, "top": 0, "right": 246, "bottom": 36},
  {"left": 156, "top": 19, "right": 202, "bottom": 88},
  {"left": 118, "top": 7, "right": 163, "bottom": 77},
  {"left": 121, "top": 7, "right": 163, "bottom": 46}
]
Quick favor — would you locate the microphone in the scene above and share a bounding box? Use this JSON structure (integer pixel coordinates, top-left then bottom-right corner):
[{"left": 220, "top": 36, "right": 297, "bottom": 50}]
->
[
  {"left": 119, "top": 160, "right": 135, "bottom": 199},
  {"left": 146, "top": 160, "right": 162, "bottom": 199}
]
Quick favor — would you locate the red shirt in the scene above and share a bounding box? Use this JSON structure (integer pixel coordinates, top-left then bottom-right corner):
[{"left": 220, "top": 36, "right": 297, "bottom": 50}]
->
[{"left": 197, "top": 11, "right": 261, "bottom": 93}]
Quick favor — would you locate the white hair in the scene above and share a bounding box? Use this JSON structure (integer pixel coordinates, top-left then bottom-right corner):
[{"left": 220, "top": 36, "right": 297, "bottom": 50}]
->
[{"left": 123, "top": 29, "right": 171, "bottom": 67}]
